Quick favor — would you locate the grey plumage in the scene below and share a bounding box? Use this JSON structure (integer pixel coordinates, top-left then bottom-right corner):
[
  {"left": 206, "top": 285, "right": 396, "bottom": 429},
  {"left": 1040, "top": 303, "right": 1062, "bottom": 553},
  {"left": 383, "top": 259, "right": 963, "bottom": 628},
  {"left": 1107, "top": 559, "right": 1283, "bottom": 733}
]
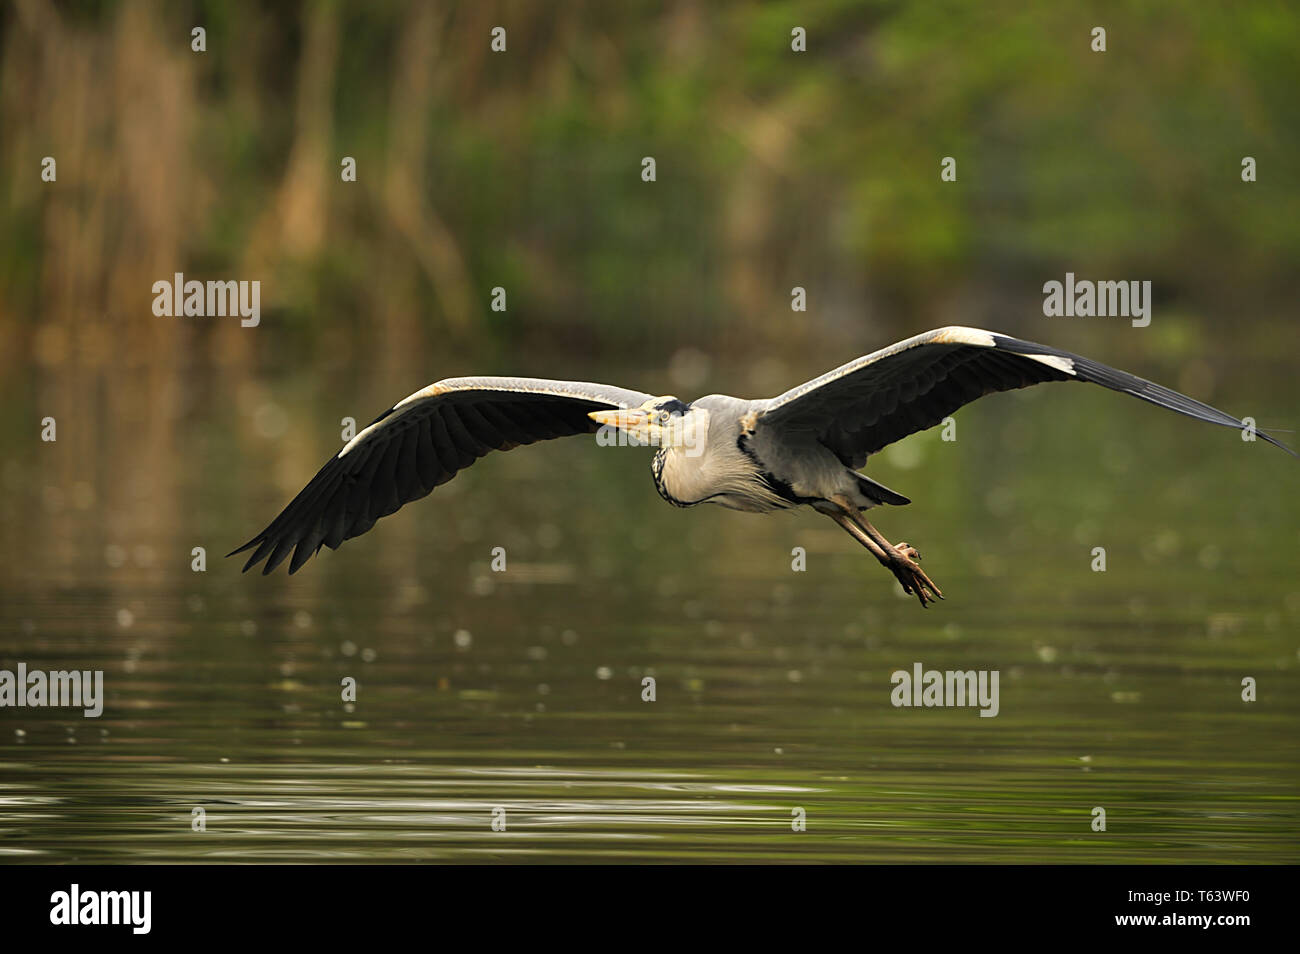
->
[{"left": 231, "top": 327, "right": 1291, "bottom": 603}]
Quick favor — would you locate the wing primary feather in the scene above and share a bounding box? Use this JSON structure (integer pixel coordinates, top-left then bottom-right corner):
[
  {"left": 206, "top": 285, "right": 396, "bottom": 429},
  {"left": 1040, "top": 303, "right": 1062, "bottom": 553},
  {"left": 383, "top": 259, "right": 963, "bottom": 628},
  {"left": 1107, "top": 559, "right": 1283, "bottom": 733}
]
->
[
  {"left": 414, "top": 416, "right": 443, "bottom": 491},
  {"left": 369, "top": 437, "right": 404, "bottom": 519},
  {"left": 431, "top": 408, "right": 476, "bottom": 468},
  {"left": 455, "top": 402, "right": 509, "bottom": 449},
  {"left": 425, "top": 411, "right": 462, "bottom": 472},
  {"left": 992, "top": 335, "right": 1296, "bottom": 456},
  {"left": 393, "top": 426, "right": 423, "bottom": 503},
  {"left": 441, "top": 405, "right": 490, "bottom": 460},
  {"left": 476, "top": 402, "right": 533, "bottom": 445}
]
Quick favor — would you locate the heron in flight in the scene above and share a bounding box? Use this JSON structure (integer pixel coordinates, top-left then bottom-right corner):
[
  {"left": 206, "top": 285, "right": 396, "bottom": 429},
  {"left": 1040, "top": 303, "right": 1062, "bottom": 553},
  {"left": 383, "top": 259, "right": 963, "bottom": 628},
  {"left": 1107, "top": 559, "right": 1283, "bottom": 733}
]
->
[{"left": 231, "top": 326, "right": 1290, "bottom": 606}]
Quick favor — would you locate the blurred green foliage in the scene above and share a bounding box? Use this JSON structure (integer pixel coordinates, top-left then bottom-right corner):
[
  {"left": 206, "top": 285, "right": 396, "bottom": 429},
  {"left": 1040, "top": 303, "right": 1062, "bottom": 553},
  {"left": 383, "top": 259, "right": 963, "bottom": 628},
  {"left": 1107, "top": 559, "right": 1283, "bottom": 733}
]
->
[{"left": 1, "top": 0, "right": 1297, "bottom": 374}]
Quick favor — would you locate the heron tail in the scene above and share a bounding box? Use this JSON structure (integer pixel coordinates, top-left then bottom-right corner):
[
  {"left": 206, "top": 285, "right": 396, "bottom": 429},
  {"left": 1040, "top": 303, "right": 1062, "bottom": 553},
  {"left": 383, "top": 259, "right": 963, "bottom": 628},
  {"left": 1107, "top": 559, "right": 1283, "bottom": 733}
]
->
[{"left": 853, "top": 471, "right": 911, "bottom": 506}]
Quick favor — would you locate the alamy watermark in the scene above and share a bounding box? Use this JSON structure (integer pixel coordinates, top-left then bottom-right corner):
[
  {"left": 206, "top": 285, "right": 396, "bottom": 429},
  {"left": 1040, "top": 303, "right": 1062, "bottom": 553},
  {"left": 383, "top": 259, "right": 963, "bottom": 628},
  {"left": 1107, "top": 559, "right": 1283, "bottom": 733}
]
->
[
  {"left": 152, "top": 272, "right": 260, "bottom": 327},
  {"left": 1042, "top": 272, "right": 1151, "bottom": 327},
  {"left": 890, "top": 662, "right": 999, "bottom": 717},
  {"left": 0, "top": 664, "right": 104, "bottom": 717},
  {"left": 50, "top": 884, "right": 150, "bottom": 934}
]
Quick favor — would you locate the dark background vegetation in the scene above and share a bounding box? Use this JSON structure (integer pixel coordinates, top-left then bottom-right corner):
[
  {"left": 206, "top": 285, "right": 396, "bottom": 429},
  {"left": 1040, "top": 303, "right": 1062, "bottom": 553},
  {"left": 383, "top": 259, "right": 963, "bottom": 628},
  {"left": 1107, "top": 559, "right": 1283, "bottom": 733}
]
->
[{"left": 3, "top": 1, "right": 1298, "bottom": 383}]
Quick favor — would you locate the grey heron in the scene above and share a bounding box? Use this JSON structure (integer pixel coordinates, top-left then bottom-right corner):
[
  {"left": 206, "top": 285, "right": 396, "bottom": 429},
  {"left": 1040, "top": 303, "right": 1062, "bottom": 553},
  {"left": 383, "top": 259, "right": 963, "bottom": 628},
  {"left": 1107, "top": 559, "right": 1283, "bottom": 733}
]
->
[{"left": 230, "top": 326, "right": 1291, "bottom": 606}]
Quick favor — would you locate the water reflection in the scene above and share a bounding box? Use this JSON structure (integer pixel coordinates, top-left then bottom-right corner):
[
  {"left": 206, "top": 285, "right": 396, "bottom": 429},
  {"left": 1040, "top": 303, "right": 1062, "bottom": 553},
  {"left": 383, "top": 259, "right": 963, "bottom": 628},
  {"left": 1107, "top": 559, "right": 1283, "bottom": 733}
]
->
[{"left": 1, "top": 368, "right": 1297, "bottom": 863}]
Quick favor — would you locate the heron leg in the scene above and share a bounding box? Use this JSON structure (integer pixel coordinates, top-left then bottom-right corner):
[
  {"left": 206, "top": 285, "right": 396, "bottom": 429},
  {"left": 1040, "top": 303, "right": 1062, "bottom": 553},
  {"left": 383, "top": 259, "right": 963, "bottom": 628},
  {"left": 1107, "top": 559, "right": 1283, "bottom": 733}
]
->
[
  {"left": 827, "top": 511, "right": 892, "bottom": 563},
  {"left": 857, "top": 516, "right": 943, "bottom": 606},
  {"left": 823, "top": 496, "right": 943, "bottom": 607}
]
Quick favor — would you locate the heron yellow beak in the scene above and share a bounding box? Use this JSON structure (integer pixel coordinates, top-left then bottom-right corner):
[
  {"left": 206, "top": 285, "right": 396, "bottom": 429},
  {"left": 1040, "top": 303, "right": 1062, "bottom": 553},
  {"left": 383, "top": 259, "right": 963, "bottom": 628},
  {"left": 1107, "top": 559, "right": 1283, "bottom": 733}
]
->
[{"left": 588, "top": 408, "right": 649, "bottom": 429}]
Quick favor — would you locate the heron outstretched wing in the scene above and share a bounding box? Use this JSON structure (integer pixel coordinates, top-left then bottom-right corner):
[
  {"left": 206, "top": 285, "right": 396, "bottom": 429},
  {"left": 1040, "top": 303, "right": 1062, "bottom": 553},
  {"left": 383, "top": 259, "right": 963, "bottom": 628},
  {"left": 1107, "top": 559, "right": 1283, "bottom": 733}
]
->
[
  {"left": 230, "top": 377, "right": 653, "bottom": 574},
  {"left": 759, "top": 326, "right": 1293, "bottom": 468}
]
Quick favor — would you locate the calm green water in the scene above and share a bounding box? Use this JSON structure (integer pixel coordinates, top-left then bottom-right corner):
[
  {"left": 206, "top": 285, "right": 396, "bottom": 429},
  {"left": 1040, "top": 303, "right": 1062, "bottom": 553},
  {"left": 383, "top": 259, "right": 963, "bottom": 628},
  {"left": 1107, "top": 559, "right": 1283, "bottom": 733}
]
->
[{"left": 1, "top": 372, "right": 1297, "bottom": 863}]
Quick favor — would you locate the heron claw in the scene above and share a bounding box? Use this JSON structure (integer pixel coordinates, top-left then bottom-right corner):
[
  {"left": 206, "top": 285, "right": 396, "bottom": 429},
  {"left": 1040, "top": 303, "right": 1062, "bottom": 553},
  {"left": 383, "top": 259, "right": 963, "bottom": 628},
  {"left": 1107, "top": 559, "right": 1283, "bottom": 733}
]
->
[{"left": 889, "top": 551, "right": 943, "bottom": 608}]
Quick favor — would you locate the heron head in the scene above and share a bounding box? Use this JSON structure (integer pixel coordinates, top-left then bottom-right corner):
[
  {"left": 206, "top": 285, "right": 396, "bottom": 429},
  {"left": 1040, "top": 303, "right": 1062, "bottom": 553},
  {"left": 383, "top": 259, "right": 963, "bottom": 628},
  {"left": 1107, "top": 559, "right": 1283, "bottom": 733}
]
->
[{"left": 588, "top": 397, "right": 701, "bottom": 451}]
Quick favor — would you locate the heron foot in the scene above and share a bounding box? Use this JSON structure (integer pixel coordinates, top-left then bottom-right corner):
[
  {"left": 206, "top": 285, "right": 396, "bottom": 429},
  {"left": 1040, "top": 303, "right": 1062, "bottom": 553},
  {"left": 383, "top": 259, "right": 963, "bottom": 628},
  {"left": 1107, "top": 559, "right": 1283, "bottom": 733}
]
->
[
  {"left": 888, "top": 549, "right": 943, "bottom": 608},
  {"left": 822, "top": 503, "right": 944, "bottom": 608}
]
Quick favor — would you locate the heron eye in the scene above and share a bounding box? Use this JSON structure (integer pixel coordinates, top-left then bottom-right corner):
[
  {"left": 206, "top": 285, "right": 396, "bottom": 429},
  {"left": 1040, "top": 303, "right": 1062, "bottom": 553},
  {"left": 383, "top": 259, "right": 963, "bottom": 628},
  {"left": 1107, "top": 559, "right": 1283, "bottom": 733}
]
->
[{"left": 657, "top": 411, "right": 671, "bottom": 424}]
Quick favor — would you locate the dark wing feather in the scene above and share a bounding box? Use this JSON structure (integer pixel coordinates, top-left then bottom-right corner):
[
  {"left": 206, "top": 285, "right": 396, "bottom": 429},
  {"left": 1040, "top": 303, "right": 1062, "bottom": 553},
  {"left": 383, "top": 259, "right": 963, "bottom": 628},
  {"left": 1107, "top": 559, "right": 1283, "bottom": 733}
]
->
[
  {"left": 759, "top": 326, "right": 1294, "bottom": 467},
  {"left": 230, "top": 377, "right": 653, "bottom": 574}
]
